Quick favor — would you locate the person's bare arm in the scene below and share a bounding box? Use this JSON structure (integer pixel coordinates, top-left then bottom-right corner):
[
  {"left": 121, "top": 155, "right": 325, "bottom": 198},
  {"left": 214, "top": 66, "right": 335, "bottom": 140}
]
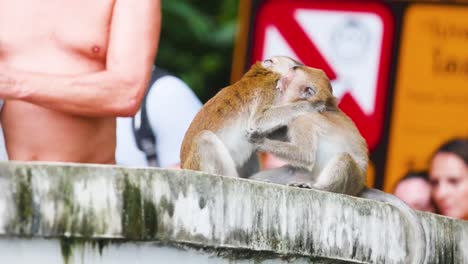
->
[{"left": 0, "top": 0, "right": 161, "bottom": 117}]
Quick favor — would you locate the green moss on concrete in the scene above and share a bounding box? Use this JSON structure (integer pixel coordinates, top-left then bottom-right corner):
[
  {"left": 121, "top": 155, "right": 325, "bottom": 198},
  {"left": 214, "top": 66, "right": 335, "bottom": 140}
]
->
[
  {"left": 60, "top": 237, "right": 79, "bottom": 264},
  {"left": 122, "top": 176, "right": 143, "bottom": 239},
  {"left": 12, "top": 169, "right": 33, "bottom": 234},
  {"left": 54, "top": 177, "right": 76, "bottom": 234},
  {"left": 121, "top": 176, "right": 159, "bottom": 240},
  {"left": 53, "top": 177, "right": 99, "bottom": 237},
  {"left": 159, "top": 196, "right": 174, "bottom": 217},
  {"left": 96, "top": 239, "right": 110, "bottom": 256},
  {"left": 143, "top": 199, "right": 158, "bottom": 239},
  {"left": 79, "top": 211, "right": 98, "bottom": 237},
  {"left": 6, "top": 167, "right": 109, "bottom": 238},
  {"left": 17, "top": 178, "right": 33, "bottom": 232},
  {"left": 60, "top": 238, "right": 111, "bottom": 264}
]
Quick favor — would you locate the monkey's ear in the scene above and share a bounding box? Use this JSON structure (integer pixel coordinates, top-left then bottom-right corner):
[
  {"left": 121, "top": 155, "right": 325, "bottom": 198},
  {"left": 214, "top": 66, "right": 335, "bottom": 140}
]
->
[
  {"left": 276, "top": 77, "right": 287, "bottom": 91},
  {"left": 300, "top": 86, "right": 316, "bottom": 99}
]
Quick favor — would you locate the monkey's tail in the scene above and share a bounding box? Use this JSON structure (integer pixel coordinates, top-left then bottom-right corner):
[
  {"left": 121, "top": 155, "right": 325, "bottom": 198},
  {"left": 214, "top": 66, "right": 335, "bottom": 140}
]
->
[{"left": 360, "top": 188, "right": 427, "bottom": 264}]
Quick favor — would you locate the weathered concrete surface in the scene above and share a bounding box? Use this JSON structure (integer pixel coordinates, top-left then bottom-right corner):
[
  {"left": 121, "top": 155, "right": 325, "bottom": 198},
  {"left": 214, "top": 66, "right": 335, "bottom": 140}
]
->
[
  {"left": 0, "top": 161, "right": 466, "bottom": 264},
  {"left": 0, "top": 238, "right": 337, "bottom": 264}
]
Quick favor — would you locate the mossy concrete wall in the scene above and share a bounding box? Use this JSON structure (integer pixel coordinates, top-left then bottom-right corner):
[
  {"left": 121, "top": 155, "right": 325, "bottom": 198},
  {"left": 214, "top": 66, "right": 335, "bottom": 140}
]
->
[{"left": 0, "top": 161, "right": 466, "bottom": 263}]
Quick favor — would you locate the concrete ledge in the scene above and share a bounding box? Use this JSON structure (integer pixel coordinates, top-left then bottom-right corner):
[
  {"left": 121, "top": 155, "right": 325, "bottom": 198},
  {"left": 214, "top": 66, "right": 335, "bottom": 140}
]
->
[{"left": 0, "top": 162, "right": 466, "bottom": 263}]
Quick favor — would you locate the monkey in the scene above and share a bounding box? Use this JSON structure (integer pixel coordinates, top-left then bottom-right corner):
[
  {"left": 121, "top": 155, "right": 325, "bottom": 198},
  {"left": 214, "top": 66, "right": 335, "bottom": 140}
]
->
[
  {"left": 180, "top": 56, "right": 325, "bottom": 178},
  {"left": 246, "top": 65, "right": 427, "bottom": 264}
]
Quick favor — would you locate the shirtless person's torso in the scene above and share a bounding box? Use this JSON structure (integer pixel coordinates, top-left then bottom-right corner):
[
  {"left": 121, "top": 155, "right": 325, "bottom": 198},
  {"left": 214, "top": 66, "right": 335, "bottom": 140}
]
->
[{"left": 0, "top": 0, "right": 161, "bottom": 164}]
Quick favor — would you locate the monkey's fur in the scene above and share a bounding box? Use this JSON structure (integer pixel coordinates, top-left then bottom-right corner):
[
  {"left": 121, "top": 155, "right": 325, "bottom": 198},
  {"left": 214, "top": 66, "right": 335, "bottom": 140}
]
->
[
  {"left": 180, "top": 56, "right": 316, "bottom": 178},
  {"left": 247, "top": 65, "right": 427, "bottom": 264}
]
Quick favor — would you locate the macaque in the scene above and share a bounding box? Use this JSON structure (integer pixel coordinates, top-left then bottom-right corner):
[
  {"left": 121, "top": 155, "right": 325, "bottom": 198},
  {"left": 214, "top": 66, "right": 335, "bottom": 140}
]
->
[
  {"left": 247, "top": 65, "right": 427, "bottom": 264},
  {"left": 180, "top": 56, "right": 321, "bottom": 178}
]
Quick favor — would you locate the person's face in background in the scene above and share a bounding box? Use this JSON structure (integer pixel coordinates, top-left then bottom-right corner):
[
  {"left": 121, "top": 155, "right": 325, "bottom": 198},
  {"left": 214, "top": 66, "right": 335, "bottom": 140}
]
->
[
  {"left": 429, "top": 152, "right": 468, "bottom": 220},
  {"left": 394, "top": 178, "right": 435, "bottom": 212}
]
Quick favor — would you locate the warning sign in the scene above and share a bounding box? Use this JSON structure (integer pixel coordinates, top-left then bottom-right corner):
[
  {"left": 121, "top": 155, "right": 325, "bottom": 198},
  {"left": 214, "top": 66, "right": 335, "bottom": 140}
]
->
[
  {"left": 384, "top": 4, "right": 468, "bottom": 192},
  {"left": 251, "top": 1, "right": 394, "bottom": 151}
]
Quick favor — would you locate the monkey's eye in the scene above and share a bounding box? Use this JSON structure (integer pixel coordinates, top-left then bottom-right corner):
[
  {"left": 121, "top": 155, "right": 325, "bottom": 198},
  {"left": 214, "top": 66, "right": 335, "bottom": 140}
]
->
[
  {"left": 300, "top": 86, "right": 316, "bottom": 99},
  {"left": 262, "top": 59, "right": 273, "bottom": 68}
]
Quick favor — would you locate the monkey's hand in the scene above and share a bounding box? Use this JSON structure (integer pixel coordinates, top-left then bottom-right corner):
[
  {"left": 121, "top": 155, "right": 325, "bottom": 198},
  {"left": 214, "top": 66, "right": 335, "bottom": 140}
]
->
[{"left": 246, "top": 127, "right": 265, "bottom": 144}]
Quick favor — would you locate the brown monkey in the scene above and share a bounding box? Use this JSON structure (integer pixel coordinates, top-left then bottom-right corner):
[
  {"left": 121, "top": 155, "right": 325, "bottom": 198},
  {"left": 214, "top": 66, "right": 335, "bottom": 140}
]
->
[
  {"left": 180, "top": 56, "right": 321, "bottom": 178},
  {"left": 247, "top": 65, "right": 427, "bottom": 264}
]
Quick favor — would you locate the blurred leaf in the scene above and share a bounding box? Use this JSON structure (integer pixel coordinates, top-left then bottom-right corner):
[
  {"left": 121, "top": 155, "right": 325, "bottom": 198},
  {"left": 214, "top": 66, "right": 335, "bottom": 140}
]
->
[
  {"left": 156, "top": 0, "right": 239, "bottom": 102},
  {"left": 211, "top": 21, "right": 236, "bottom": 46},
  {"left": 162, "top": 0, "right": 212, "bottom": 42}
]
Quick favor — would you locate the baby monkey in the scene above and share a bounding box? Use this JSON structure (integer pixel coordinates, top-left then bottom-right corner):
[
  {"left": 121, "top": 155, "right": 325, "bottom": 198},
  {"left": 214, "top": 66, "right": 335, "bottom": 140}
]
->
[{"left": 247, "top": 65, "right": 427, "bottom": 264}]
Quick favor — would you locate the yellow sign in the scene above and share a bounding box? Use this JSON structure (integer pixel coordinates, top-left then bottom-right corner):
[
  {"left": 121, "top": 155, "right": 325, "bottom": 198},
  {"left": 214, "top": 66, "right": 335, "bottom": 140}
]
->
[{"left": 384, "top": 4, "right": 468, "bottom": 192}]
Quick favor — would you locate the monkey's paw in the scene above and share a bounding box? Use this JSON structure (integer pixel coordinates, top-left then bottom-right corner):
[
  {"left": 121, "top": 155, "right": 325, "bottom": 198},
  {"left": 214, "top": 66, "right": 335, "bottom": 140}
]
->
[
  {"left": 287, "top": 182, "right": 313, "bottom": 189},
  {"left": 246, "top": 128, "right": 264, "bottom": 143}
]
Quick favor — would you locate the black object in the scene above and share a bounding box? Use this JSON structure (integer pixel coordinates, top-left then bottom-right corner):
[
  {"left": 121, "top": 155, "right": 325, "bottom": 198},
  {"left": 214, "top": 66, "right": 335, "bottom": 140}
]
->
[{"left": 132, "top": 66, "right": 170, "bottom": 167}]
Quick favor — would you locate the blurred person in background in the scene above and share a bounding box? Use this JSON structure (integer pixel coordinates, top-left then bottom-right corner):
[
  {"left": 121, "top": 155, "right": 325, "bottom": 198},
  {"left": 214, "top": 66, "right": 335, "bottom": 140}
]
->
[
  {"left": 0, "top": 1, "right": 160, "bottom": 164},
  {"left": 115, "top": 67, "right": 202, "bottom": 168},
  {"left": 429, "top": 138, "right": 468, "bottom": 220},
  {"left": 260, "top": 152, "right": 288, "bottom": 170},
  {"left": 394, "top": 170, "right": 436, "bottom": 213}
]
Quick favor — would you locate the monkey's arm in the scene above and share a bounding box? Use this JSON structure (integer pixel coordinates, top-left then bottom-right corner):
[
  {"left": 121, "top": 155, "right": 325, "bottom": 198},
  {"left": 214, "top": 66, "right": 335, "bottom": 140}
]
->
[
  {"left": 256, "top": 139, "right": 313, "bottom": 169},
  {"left": 254, "top": 121, "right": 317, "bottom": 170},
  {"left": 248, "top": 101, "right": 324, "bottom": 137}
]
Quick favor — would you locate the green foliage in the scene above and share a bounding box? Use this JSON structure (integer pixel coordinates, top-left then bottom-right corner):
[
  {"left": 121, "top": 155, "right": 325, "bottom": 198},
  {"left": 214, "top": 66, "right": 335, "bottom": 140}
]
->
[{"left": 155, "top": 0, "right": 239, "bottom": 102}]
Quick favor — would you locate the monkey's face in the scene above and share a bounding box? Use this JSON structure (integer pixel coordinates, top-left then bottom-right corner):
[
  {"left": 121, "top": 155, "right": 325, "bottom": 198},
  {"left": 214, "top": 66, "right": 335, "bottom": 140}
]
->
[
  {"left": 262, "top": 56, "right": 303, "bottom": 77},
  {"left": 280, "top": 66, "right": 333, "bottom": 105}
]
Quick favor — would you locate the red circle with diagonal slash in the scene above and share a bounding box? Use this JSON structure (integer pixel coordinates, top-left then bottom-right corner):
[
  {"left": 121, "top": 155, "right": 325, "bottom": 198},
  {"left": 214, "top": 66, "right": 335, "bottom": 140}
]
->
[{"left": 250, "top": 0, "right": 394, "bottom": 151}]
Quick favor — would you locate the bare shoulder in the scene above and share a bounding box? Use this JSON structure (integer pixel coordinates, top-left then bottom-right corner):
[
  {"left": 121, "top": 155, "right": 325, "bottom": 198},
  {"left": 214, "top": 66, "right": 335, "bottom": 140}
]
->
[
  {"left": 111, "top": 0, "right": 161, "bottom": 21},
  {"left": 106, "top": 0, "right": 161, "bottom": 77}
]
